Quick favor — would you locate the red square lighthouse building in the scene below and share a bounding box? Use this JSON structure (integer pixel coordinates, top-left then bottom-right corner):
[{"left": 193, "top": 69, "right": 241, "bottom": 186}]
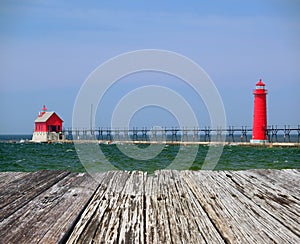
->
[{"left": 32, "top": 105, "right": 65, "bottom": 142}]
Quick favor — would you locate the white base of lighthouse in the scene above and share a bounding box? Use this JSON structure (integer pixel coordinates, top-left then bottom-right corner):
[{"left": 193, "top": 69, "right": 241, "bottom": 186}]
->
[
  {"left": 32, "top": 132, "right": 65, "bottom": 142},
  {"left": 32, "top": 132, "right": 48, "bottom": 142},
  {"left": 250, "top": 139, "right": 269, "bottom": 144}
]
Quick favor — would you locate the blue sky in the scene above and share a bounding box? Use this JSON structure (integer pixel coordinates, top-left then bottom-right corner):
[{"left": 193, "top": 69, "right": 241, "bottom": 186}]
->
[{"left": 0, "top": 0, "right": 299, "bottom": 134}]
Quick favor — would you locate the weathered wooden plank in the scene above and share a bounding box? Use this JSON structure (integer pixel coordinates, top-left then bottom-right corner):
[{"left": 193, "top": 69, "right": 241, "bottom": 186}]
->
[
  {"left": 143, "top": 170, "right": 225, "bottom": 243},
  {"left": 0, "top": 172, "right": 100, "bottom": 243},
  {"left": 125, "top": 171, "right": 146, "bottom": 241},
  {"left": 0, "top": 172, "right": 29, "bottom": 188},
  {"left": 39, "top": 173, "right": 101, "bottom": 243},
  {"left": 245, "top": 169, "right": 300, "bottom": 197},
  {"left": 181, "top": 170, "right": 300, "bottom": 243},
  {"left": 144, "top": 174, "right": 159, "bottom": 243},
  {"left": 147, "top": 170, "right": 225, "bottom": 243},
  {"left": 145, "top": 171, "right": 172, "bottom": 243},
  {"left": 108, "top": 171, "right": 145, "bottom": 243},
  {"left": 66, "top": 171, "right": 132, "bottom": 243},
  {"left": 88, "top": 171, "right": 134, "bottom": 243},
  {"left": 223, "top": 170, "right": 300, "bottom": 236},
  {"left": 0, "top": 170, "right": 70, "bottom": 221}
]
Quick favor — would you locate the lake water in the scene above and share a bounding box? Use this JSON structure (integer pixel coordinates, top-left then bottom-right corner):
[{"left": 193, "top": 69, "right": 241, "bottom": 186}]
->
[{"left": 0, "top": 135, "right": 299, "bottom": 173}]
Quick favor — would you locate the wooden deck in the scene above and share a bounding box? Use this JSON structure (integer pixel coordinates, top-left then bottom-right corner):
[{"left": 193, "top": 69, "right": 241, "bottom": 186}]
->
[{"left": 0, "top": 169, "right": 299, "bottom": 243}]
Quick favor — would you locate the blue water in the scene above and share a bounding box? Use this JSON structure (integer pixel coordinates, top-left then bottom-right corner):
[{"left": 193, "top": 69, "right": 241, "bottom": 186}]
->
[{"left": 0, "top": 137, "right": 299, "bottom": 173}]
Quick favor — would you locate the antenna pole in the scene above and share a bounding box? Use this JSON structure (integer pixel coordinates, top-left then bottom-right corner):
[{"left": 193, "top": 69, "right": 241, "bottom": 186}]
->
[{"left": 90, "top": 104, "right": 93, "bottom": 131}]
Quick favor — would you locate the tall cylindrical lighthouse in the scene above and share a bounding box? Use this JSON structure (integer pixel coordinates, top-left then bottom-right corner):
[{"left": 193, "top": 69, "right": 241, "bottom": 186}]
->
[{"left": 250, "top": 79, "right": 268, "bottom": 143}]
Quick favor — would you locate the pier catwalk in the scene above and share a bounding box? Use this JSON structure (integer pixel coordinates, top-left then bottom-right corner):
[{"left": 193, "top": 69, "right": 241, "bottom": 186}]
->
[{"left": 0, "top": 169, "right": 299, "bottom": 243}]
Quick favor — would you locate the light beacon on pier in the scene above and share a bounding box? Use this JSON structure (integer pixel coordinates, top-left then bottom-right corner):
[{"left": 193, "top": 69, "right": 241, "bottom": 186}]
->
[{"left": 250, "top": 79, "right": 268, "bottom": 143}]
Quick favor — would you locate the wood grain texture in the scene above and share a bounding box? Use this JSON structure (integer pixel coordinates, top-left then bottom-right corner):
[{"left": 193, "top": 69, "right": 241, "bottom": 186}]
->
[
  {"left": 0, "top": 169, "right": 299, "bottom": 243},
  {"left": 0, "top": 172, "right": 98, "bottom": 243},
  {"left": 181, "top": 170, "right": 300, "bottom": 243}
]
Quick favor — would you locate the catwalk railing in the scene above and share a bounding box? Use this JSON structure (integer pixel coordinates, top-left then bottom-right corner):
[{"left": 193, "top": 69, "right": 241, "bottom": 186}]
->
[{"left": 64, "top": 125, "right": 300, "bottom": 143}]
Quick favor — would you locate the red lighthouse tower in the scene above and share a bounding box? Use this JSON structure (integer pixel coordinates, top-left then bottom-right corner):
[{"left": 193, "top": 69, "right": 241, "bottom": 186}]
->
[{"left": 250, "top": 79, "right": 268, "bottom": 143}]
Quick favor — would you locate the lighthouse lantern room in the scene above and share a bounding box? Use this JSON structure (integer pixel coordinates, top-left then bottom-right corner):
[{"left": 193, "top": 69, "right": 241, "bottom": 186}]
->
[
  {"left": 250, "top": 79, "right": 268, "bottom": 143},
  {"left": 32, "top": 105, "right": 65, "bottom": 142}
]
